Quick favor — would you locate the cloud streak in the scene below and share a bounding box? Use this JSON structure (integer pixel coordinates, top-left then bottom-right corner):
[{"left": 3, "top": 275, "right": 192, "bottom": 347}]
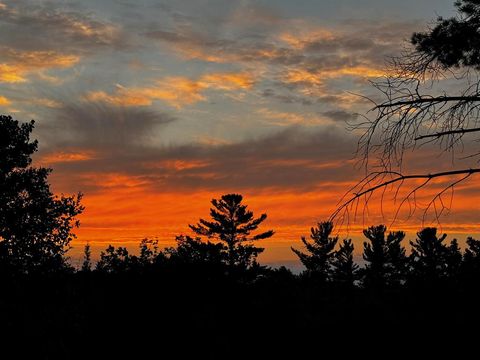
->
[{"left": 86, "top": 72, "right": 254, "bottom": 107}]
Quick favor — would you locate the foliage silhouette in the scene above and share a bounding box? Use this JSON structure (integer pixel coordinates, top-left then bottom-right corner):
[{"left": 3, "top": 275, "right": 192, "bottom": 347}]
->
[
  {"left": 412, "top": 0, "right": 480, "bottom": 69},
  {"left": 96, "top": 245, "right": 132, "bottom": 273},
  {"left": 291, "top": 221, "right": 338, "bottom": 282},
  {"left": 331, "top": 238, "right": 359, "bottom": 288},
  {"left": 361, "top": 225, "right": 407, "bottom": 289},
  {"left": 461, "top": 237, "right": 480, "bottom": 285},
  {"left": 408, "top": 227, "right": 460, "bottom": 285},
  {"left": 165, "top": 235, "right": 227, "bottom": 266},
  {"left": 0, "top": 115, "right": 83, "bottom": 274},
  {"left": 81, "top": 243, "right": 92, "bottom": 272},
  {"left": 95, "top": 239, "right": 162, "bottom": 273},
  {"left": 189, "top": 194, "right": 274, "bottom": 270}
]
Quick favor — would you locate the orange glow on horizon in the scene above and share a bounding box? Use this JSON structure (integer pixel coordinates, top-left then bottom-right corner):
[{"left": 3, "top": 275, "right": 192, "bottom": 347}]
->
[{"left": 59, "top": 172, "right": 480, "bottom": 265}]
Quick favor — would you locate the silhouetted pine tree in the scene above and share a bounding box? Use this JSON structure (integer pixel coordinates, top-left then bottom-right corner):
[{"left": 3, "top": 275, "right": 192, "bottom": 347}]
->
[
  {"left": 385, "top": 231, "right": 408, "bottom": 288},
  {"left": 189, "top": 194, "right": 274, "bottom": 269},
  {"left": 291, "top": 221, "right": 338, "bottom": 282},
  {"left": 461, "top": 237, "right": 480, "bottom": 285},
  {"left": 331, "top": 239, "right": 359, "bottom": 288},
  {"left": 409, "top": 228, "right": 452, "bottom": 285},
  {"left": 361, "top": 225, "right": 407, "bottom": 290},
  {"left": 445, "top": 239, "right": 462, "bottom": 282}
]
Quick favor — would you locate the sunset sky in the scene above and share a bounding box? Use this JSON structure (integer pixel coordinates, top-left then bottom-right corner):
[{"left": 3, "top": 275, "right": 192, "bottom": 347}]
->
[{"left": 3, "top": 0, "right": 479, "bottom": 269}]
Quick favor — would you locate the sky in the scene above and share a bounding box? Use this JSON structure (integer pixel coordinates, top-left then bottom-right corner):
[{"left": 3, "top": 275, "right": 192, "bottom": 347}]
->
[{"left": 3, "top": 0, "right": 478, "bottom": 269}]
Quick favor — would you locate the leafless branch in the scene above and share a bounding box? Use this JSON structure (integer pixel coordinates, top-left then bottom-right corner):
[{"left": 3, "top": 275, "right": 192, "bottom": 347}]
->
[
  {"left": 331, "top": 168, "right": 480, "bottom": 224},
  {"left": 415, "top": 127, "right": 480, "bottom": 140}
]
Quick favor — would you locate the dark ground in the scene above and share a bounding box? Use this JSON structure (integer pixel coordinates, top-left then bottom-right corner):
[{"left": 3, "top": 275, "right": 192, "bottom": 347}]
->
[{"left": 1, "top": 271, "right": 478, "bottom": 359}]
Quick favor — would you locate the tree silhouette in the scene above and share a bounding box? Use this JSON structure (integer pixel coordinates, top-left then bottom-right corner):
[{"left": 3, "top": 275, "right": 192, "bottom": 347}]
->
[
  {"left": 165, "top": 235, "right": 227, "bottom": 272},
  {"left": 384, "top": 230, "right": 408, "bottom": 287},
  {"left": 331, "top": 239, "right": 359, "bottom": 288},
  {"left": 461, "top": 237, "right": 480, "bottom": 284},
  {"left": 189, "top": 194, "right": 274, "bottom": 269},
  {"left": 0, "top": 115, "right": 83, "bottom": 273},
  {"left": 412, "top": 0, "right": 480, "bottom": 69},
  {"left": 138, "top": 239, "right": 162, "bottom": 267},
  {"left": 333, "top": 0, "right": 480, "bottom": 224},
  {"left": 291, "top": 221, "right": 338, "bottom": 282},
  {"left": 445, "top": 238, "right": 463, "bottom": 281},
  {"left": 361, "top": 225, "right": 407, "bottom": 289},
  {"left": 408, "top": 227, "right": 461, "bottom": 285},
  {"left": 96, "top": 245, "right": 131, "bottom": 273},
  {"left": 81, "top": 243, "right": 92, "bottom": 272}
]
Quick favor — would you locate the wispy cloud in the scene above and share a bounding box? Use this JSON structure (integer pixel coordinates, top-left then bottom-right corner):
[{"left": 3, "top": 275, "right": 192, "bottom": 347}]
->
[
  {"left": 86, "top": 72, "right": 254, "bottom": 108},
  {"left": 0, "top": 48, "right": 79, "bottom": 83},
  {"left": 0, "top": 94, "right": 10, "bottom": 105},
  {"left": 0, "top": 1, "right": 123, "bottom": 52},
  {"left": 257, "top": 108, "right": 330, "bottom": 126}
]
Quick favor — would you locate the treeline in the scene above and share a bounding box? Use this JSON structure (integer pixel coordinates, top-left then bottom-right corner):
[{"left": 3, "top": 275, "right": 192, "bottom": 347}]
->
[{"left": 76, "top": 221, "right": 480, "bottom": 293}]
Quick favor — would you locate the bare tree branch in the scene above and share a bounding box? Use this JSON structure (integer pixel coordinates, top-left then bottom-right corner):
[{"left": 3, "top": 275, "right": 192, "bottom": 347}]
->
[
  {"left": 331, "top": 168, "right": 480, "bottom": 222},
  {"left": 376, "top": 95, "right": 480, "bottom": 108},
  {"left": 415, "top": 127, "right": 480, "bottom": 140}
]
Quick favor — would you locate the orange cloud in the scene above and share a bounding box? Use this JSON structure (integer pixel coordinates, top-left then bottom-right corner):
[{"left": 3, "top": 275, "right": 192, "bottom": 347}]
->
[
  {"left": 283, "top": 65, "right": 383, "bottom": 87},
  {"left": 31, "top": 98, "right": 63, "bottom": 108},
  {"left": 86, "top": 72, "right": 254, "bottom": 107},
  {"left": 39, "top": 150, "right": 96, "bottom": 165},
  {"left": 145, "top": 159, "right": 211, "bottom": 171},
  {"left": 79, "top": 173, "right": 152, "bottom": 189},
  {"left": 258, "top": 108, "right": 330, "bottom": 126},
  {"left": 0, "top": 95, "right": 11, "bottom": 106},
  {"left": 278, "top": 28, "right": 335, "bottom": 49},
  {"left": 200, "top": 72, "right": 254, "bottom": 90},
  {"left": 0, "top": 48, "right": 79, "bottom": 83},
  {"left": 0, "top": 64, "right": 26, "bottom": 83}
]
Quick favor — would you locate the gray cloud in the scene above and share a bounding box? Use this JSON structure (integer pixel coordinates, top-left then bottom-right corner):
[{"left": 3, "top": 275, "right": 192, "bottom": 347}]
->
[
  {"left": 0, "top": 0, "right": 126, "bottom": 54},
  {"left": 42, "top": 125, "right": 357, "bottom": 193},
  {"left": 261, "top": 88, "right": 314, "bottom": 106},
  {"left": 146, "top": 19, "right": 418, "bottom": 67},
  {"left": 39, "top": 102, "right": 175, "bottom": 148},
  {"left": 321, "top": 110, "right": 358, "bottom": 123}
]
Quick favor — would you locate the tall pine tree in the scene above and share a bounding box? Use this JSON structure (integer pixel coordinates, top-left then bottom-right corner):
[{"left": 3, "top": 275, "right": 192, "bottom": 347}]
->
[
  {"left": 291, "top": 221, "right": 338, "bottom": 282},
  {"left": 190, "top": 194, "right": 274, "bottom": 269}
]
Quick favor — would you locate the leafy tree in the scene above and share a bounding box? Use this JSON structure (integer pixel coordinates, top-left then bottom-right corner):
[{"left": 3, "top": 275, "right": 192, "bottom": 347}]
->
[
  {"left": 361, "top": 225, "right": 407, "bottom": 289},
  {"left": 165, "top": 235, "right": 227, "bottom": 267},
  {"left": 0, "top": 115, "right": 83, "bottom": 273},
  {"left": 95, "top": 240, "right": 164, "bottom": 273},
  {"left": 96, "top": 245, "right": 132, "bottom": 273},
  {"left": 81, "top": 243, "right": 92, "bottom": 272},
  {"left": 138, "top": 239, "right": 162, "bottom": 267},
  {"left": 331, "top": 239, "right": 359, "bottom": 288},
  {"left": 189, "top": 194, "right": 274, "bottom": 269},
  {"left": 291, "top": 221, "right": 338, "bottom": 282}
]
